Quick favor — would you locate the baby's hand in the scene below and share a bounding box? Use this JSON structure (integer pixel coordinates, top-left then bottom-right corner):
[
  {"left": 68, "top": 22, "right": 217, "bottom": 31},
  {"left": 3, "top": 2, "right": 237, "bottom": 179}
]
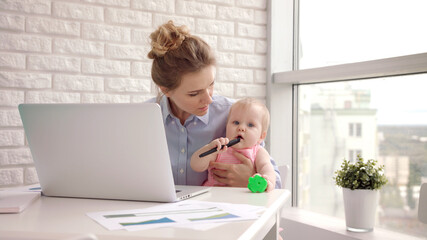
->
[
  {"left": 263, "top": 176, "right": 274, "bottom": 192},
  {"left": 210, "top": 137, "right": 229, "bottom": 153},
  {"left": 249, "top": 173, "right": 274, "bottom": 192}
]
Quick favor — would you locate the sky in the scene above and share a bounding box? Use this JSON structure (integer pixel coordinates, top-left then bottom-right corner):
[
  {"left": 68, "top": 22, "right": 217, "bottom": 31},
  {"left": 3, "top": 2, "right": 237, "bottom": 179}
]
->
[
  {"left": 299, "top": 0, "right": 427, "bottom": 125},
  {"left": 353, "top": 75, "right": 427, "bottom": 125}
]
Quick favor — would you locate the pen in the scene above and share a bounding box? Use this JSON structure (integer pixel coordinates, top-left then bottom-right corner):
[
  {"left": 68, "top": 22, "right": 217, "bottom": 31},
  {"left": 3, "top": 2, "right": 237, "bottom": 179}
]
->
[{"left": 199, "top": 138, "right": 241, "bottom": 158}]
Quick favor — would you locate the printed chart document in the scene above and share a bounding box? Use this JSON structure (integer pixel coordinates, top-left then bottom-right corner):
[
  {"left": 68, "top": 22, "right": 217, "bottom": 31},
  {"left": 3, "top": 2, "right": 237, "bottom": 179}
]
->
[{"left": 87, "top": 200, "right": 265, "bottom": 231}]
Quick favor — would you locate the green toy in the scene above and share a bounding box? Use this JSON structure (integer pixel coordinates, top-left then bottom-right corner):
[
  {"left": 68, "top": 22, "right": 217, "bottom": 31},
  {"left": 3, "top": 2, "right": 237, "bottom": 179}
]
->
[{"left": 248, "top": 175, "right": 268, "bottom": 193}]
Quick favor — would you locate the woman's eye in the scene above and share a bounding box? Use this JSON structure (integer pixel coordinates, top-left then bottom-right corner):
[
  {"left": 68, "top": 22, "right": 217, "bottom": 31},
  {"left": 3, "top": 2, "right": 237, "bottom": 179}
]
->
[{"left": 188, "top": 93, "right": 198, "bottom": 97}]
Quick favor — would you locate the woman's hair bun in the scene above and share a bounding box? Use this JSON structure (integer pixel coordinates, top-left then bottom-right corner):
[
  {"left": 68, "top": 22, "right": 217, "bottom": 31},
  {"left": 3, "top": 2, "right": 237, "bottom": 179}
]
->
[{"left": 148, "top": 20, "right": 190, "bottom": 59}]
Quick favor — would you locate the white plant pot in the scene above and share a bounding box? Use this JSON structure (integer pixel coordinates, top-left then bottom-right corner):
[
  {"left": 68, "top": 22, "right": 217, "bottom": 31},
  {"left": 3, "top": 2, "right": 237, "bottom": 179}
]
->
[{"left": 342, "top": 188, "right": 379, "bottom": 232}]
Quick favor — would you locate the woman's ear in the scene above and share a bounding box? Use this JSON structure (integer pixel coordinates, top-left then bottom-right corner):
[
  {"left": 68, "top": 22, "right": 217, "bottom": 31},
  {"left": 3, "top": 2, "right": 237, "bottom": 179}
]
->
[{"left": 159, "top": 86, "right": 170, "bottom": 96}]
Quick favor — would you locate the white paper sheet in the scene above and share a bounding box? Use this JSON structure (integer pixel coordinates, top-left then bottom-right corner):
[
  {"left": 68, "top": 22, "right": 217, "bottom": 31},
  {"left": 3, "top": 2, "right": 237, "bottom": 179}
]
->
[{"left": 87, "top": 200, "right": 265, "bottom": 231}]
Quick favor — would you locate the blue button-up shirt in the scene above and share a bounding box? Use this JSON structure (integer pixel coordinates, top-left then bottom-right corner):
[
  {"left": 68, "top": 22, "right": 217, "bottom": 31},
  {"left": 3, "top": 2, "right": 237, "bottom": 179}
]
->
[{"left": 147, "top": 95, "right": 282, "bottom": 188}]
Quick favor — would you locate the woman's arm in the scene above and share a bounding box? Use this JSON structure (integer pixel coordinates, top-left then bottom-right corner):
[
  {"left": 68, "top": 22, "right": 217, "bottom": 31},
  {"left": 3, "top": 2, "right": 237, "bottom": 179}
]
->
[
  {"left": 209, "top": 151, "right": 255, "bottom": 187},
  {"left": 209, "top": 148, "right": 283, "bottom": 189}
]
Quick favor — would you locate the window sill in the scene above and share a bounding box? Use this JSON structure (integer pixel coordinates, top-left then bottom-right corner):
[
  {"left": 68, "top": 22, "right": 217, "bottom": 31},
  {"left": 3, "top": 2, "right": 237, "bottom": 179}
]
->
[{"left": 280, "top": 207, "right": 424, "bottom": 240}]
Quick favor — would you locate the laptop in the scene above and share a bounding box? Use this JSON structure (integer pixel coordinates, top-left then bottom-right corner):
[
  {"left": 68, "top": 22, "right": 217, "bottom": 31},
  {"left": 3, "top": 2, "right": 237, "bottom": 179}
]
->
[{"left": 18, "top": 103, "right": 210, "bottom": 202}]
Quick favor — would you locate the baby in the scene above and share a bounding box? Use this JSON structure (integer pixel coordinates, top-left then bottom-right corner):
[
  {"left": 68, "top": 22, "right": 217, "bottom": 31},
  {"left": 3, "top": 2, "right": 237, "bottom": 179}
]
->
[{"left": 191, "top": 98, "right": 276, "bottom": 192}]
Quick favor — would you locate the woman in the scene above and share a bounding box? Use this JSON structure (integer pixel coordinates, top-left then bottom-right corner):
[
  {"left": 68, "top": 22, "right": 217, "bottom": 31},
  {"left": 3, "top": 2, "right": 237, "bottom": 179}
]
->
[{"left": 147, "top": 20, "right": 281, "bottom": 188}]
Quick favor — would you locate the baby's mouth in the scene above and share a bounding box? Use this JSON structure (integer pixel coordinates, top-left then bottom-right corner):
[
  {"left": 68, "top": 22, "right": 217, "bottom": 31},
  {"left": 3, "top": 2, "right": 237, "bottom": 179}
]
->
[{"left": 236, "top": 135, "right": 243, "bottom": 140}]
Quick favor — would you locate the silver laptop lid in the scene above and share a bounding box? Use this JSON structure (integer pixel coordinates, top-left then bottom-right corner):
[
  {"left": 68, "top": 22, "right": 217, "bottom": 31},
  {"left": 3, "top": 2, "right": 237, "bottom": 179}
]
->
[{"left": 19, "top": 103, "right": 179, "bottom": 202}]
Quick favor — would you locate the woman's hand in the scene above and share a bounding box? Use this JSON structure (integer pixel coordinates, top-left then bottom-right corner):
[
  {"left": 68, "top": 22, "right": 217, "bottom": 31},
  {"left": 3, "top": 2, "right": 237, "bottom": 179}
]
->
[{"left": 209, "top": 150, "right": 255, "bottom": 187}]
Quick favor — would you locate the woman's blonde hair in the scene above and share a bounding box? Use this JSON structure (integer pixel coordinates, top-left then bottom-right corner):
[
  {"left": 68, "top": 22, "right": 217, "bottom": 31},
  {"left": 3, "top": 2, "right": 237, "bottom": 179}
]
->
[{"left": 147, "top": 21, "right": 216, "bottom": 95}]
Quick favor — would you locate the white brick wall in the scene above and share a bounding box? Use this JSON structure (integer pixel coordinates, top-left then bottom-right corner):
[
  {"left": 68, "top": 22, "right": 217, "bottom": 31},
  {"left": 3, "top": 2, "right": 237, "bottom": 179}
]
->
[{"left": 0, "top": 0, "right": 268, "bottom": 188}]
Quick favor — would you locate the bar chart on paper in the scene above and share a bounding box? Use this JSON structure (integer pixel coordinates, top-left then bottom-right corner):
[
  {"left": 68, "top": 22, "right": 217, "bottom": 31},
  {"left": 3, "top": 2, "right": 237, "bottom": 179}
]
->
[{"left": 87, "top": 200, "right": 265, "bottom": 231}]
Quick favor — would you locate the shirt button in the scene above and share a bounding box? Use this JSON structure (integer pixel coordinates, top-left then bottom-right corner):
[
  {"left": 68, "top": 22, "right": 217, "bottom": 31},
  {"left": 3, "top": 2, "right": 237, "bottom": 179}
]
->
[
  {"left": 193, "top": 122, "right": 197, "bottom": 126},
  {"left": 181, "top": 128, "right": 185, "bottom": 132},
  {"left": 180, "top": 168, "right": 184, "bottom": 174},
  {"left": 171, "top": 121, "right": 175, "bottom": 124},
  {"left": 181, "top": 148, "right": 185, "bottom": 153}
]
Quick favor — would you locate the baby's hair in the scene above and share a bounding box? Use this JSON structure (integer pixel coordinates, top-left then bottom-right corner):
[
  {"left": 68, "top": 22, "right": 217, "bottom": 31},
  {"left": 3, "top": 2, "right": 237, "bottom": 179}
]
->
[
  {"left": 147, "top": 20, "right": 216, "bottom": 96},
  {"left": 229, "top": 98, "right": 270, "bottom": 133}
]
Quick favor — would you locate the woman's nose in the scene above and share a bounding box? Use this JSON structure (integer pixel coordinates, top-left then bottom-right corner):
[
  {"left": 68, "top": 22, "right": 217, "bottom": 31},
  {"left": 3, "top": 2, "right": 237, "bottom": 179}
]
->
[{"left": 202, "top": 89, "right": 213, "bottom": 104}]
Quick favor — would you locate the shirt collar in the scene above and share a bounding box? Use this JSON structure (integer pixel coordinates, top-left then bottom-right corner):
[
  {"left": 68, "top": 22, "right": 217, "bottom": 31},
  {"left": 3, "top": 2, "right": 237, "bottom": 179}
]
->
[
  {"left": 159, "top": 95, "right": 210, "bottom": 126},
  {"left": 196, "top": 110, "right": 210, "bottom": 125},
  {"left": 159, "top": 95, "right": 172, "bottom": 124}
]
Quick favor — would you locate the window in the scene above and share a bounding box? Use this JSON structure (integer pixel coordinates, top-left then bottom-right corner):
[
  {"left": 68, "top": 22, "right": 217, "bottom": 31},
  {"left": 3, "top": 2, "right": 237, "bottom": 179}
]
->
[
  {"left": 356, "top": 123, "right": 361, "bottom": 137},
  {"left": 269, "top": 0, "right": 427, "bottom": 237},
  {"left": 299, "top": 0, "right": 427, "bottom": 69},
  {"left": 295, "top": 76, "right": 427, "bottom": 238},
  {"left": 349, "top": 123, "right": 362, "bottom": 137}
]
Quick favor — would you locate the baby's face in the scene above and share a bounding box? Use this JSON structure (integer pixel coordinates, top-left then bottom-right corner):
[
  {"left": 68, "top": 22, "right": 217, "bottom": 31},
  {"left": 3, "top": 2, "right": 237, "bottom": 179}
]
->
[{"left": 225, "top": 105, "right": 265, "bottom": 149}]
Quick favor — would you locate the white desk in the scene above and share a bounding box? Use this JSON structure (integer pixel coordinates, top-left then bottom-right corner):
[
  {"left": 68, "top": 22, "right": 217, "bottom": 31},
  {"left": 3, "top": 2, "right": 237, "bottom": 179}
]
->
[{"left": 0, "top": 187, "right": 290, "bottom": 240}]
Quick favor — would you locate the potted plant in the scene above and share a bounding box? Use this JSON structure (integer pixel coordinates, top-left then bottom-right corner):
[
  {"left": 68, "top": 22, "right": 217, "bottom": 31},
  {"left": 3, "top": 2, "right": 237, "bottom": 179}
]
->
[{"left": 334, "top": 155, "right": 387, "bottom": 232}]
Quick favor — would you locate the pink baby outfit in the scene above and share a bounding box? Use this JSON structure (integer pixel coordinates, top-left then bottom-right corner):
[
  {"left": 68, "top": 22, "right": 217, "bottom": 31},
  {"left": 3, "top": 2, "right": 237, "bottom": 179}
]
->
[{"left": 203, "top": 144, "right": 260, "bottom": 186}]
